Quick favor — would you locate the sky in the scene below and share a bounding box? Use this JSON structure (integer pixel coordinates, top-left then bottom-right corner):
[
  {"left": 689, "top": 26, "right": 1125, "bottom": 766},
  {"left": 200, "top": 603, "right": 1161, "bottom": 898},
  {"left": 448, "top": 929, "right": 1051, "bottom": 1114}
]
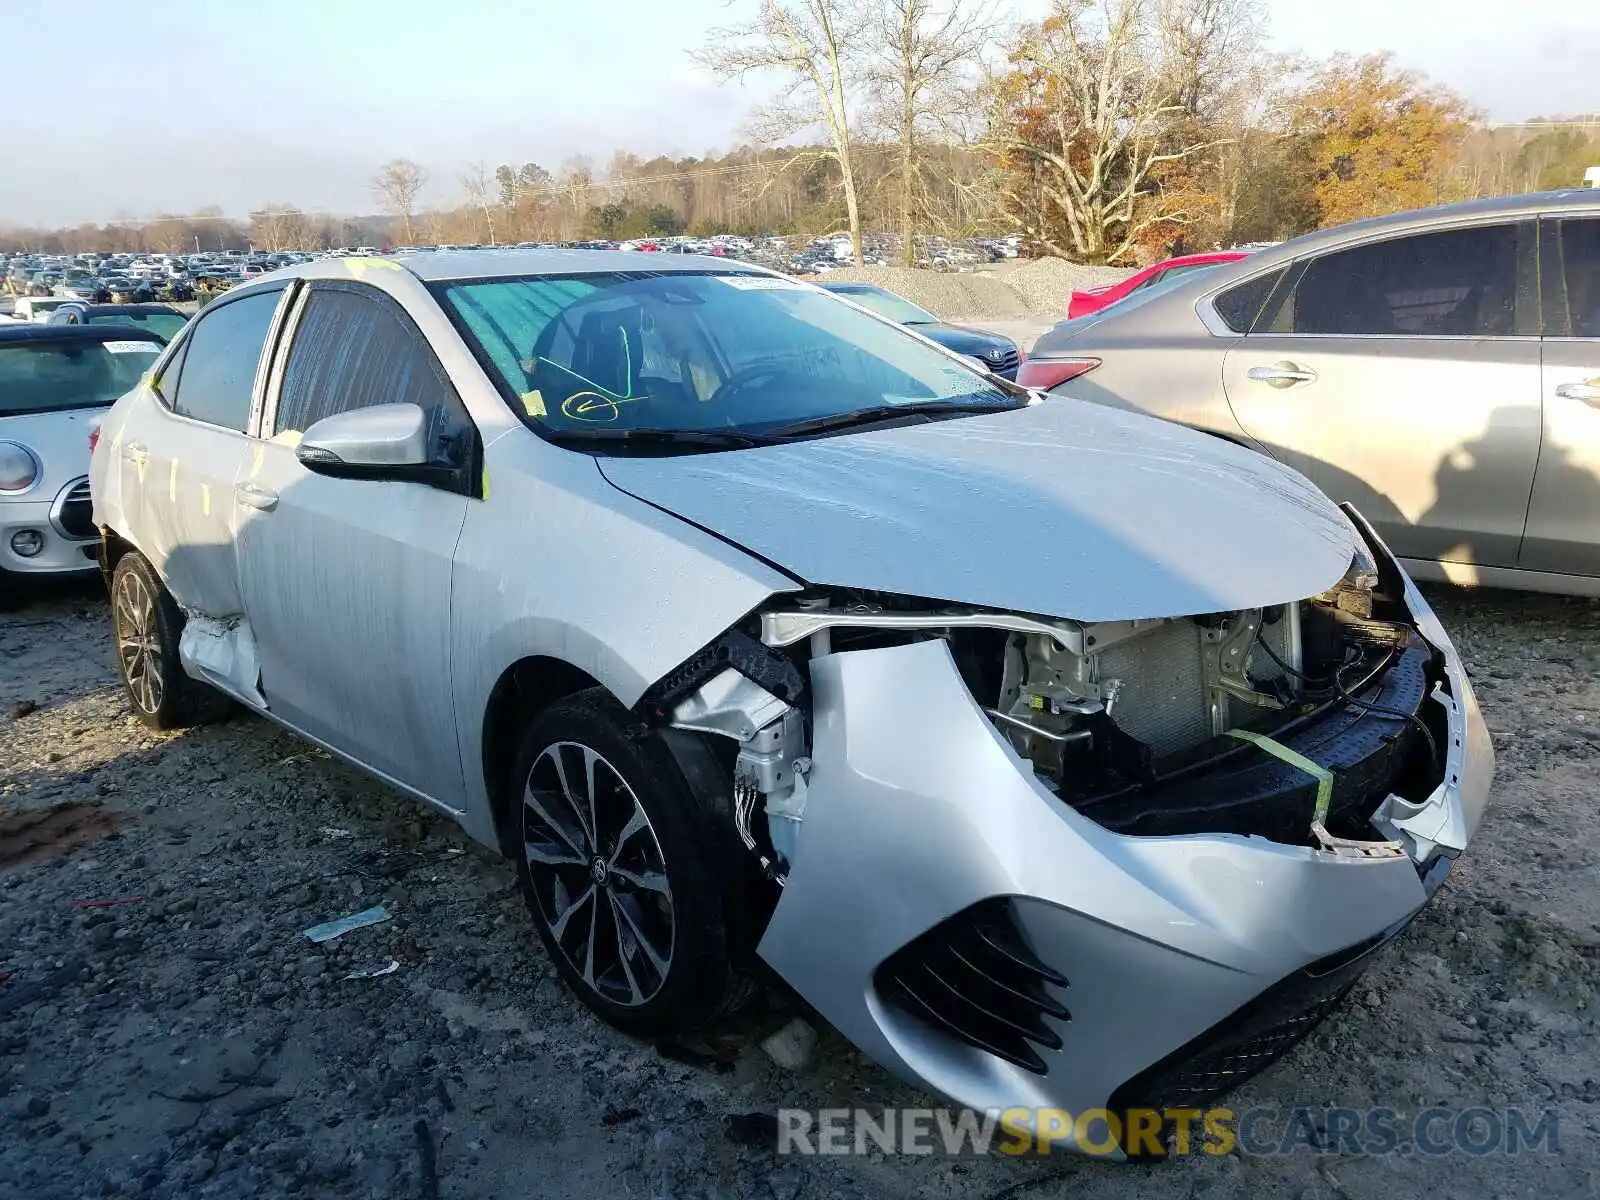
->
[{"left": 1, "top": 0, "right": 1594, "bottom": 227}]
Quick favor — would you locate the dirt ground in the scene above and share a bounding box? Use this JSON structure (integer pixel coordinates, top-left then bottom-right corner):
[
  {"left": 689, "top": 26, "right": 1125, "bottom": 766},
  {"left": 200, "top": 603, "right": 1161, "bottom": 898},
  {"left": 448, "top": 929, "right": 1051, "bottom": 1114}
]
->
[{"left": 1, "top": 580, "right": 1597, "bottom": 1200}]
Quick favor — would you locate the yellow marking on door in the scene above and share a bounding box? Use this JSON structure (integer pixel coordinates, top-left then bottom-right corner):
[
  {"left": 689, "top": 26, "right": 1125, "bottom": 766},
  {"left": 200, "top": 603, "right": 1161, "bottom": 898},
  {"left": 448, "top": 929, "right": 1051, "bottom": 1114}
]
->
[{"left": 201, "top": 483, "right": 212, "bottom": 516}]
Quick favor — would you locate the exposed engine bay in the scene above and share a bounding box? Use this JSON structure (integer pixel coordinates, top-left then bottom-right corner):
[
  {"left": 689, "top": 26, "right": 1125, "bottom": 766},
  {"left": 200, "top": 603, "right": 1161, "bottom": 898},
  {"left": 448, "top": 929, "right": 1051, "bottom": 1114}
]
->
[{"left": 640, "top": 541, "right": 1450, "bottom": 884}]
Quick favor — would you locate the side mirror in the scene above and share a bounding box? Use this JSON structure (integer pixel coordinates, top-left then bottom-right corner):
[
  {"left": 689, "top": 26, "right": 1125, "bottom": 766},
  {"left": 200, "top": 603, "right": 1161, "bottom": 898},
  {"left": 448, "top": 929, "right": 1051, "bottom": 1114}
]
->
[{"left": 296, "top": 403, "right": 432, "bottom": 481}]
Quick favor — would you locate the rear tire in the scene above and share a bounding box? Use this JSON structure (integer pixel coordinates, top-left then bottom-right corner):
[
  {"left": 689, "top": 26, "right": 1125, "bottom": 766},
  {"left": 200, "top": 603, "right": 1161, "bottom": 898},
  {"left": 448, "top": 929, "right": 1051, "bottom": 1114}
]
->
[
  {"left": 512, "top": 688, "right": 755, "bottom": 1037},
  {"left": 109, "top": 551, "right": 231, "bottom": 730}
]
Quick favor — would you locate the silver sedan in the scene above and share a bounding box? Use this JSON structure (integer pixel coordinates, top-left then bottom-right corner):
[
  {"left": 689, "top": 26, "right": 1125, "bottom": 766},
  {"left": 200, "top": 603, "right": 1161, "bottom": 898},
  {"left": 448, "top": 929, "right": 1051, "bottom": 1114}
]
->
[
  {"left": 1023, "top": 190, "right": 1600, "bottom": 596},
  {"left": 90, "top": 250, "right": 1489, "bottom": 1154}
]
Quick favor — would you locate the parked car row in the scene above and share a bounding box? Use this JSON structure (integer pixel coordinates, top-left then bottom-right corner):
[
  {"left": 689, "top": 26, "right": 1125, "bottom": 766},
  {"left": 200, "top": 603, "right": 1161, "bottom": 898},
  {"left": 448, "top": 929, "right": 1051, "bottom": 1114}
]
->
[{"left": 63, "top": 238, "right": 1494, "bottom": 1156}]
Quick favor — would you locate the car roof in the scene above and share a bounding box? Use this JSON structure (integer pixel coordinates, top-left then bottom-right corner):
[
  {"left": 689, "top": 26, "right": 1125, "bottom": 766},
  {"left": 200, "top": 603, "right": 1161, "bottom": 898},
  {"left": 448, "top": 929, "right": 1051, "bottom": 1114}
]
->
[
  {"left": 0, "top": 323, "right": 165, "bottom": 345},
  {"left": 259, "top": 248, "right": 764, "bottom": 285},
  {"left": 1235, "top": 189, "right": 1600, "bottom": 275}
]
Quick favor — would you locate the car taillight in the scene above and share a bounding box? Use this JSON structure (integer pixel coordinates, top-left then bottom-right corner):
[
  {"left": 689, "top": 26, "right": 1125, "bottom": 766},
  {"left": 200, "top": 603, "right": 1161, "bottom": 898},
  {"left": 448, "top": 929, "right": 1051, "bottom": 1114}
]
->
[{"left": 1015, "top": 358, "right": 1100, "bottom": 390}]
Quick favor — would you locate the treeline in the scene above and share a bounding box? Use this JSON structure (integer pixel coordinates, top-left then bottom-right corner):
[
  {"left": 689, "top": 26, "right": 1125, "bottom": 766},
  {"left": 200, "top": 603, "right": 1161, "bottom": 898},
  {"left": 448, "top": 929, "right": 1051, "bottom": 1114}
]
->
[{"left": 5, "top": 0, "right": 1598, "bottom": 263}]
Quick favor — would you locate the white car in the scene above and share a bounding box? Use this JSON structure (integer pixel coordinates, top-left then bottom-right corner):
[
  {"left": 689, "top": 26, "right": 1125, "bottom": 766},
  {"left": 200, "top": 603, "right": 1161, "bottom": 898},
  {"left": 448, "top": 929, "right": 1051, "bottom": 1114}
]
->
[
  {"left": 1, "top": 325, "right": 164, "bottom": 599},
  {"left": 6, "top": 297, "right": 82, "bottom": 324},
  {"left": 88, "top": 251, "right": 1491, "bottom": 1153}
]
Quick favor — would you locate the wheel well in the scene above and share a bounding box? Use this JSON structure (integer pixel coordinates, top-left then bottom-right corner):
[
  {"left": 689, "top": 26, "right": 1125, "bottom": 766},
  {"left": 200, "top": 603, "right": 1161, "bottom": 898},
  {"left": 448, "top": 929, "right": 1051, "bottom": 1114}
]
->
[
  {"left": 482, "top": 656, "right": 604, "bottom": 855},
  {"left": 98, "top": 526, "right": 135, "bottom": 582}
]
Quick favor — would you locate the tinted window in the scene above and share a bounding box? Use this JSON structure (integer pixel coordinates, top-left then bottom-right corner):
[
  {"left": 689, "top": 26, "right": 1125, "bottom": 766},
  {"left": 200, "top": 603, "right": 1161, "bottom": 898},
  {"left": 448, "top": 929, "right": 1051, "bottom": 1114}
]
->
[
  {"left": 1552, "top": 218, "right": 1600, "bottom": 338},
  {"left": 275, "top": 286, "right": 458, "bottom": 434},
  {"left": 1270, "top": 225, "right": 1519, "bottom": 337},
  {"left": 168, "top": 290, "right": 280, "bottom": 430},
  {"left": 1213, "top": 268, "right": 1286, "bottom": 333}
]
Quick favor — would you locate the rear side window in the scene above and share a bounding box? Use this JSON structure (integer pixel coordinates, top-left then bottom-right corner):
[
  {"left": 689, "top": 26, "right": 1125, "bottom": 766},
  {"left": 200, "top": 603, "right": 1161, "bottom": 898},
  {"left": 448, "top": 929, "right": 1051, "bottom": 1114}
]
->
[
  {"left": 1213, "top": 268, "right": 1286, "bottom": 333},
  {"left": 1548, "top": 217, "right": 1600, "bottom": 338},
  {"left": 166, "top": 290, "right": 281, "bottom": 431},
  {"left": 274, "top": 285, "right": 459, "bottom": 434},
  {"left": 1266, "top": 224, "right": 1520, "bottom": 337}
]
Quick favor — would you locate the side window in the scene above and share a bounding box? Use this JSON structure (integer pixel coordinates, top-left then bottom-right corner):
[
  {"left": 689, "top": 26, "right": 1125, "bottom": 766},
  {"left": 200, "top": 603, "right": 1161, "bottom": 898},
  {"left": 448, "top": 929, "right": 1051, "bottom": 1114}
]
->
[
  {"left": 1549, "top": 218, "right": 1600, "bottom": 338},
  {"left": 274, "top": 287, "right": 459, "bottom": 435},
  {"left": 166, "top": 289, "right": 282, "bottom": 431},
  {"left": 1213, "top": 268, "right": 1287, "bottom": 334},
  {"left": 1268, "top": 224, "right": 1520, "bottom": 337}
]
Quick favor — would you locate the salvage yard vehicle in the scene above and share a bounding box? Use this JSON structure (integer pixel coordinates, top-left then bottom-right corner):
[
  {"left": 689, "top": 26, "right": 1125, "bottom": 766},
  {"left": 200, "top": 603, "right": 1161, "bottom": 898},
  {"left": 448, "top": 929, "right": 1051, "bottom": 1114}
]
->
[
  {"left": 1, "top": 324, "right": 164, "bottom": 599},
  {"left": 819, "top": 281, "right": 1023, "bottom": 379},
  {"left": 1023, "top": 189, "right": 1600, "bottom": 596},
  {"left": 89, "top": 250, "right": 1492, "bottom": 1154}
]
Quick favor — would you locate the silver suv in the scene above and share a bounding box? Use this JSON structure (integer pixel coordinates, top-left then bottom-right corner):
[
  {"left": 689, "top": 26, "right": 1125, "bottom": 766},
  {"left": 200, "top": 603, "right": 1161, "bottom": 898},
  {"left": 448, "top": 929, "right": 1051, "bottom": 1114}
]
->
[
  {"left": 1025, "top": 190, "right": 1600, "bottom": 596},
  {"left": 90, "top": 251, "right": 1491, "bottom": 1152}
]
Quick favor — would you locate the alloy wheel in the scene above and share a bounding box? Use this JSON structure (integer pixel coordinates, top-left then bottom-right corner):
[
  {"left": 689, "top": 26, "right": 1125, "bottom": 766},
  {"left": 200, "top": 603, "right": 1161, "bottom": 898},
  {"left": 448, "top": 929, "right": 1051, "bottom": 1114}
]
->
[
  {"left": 113, "top": 569, "right": 163, "bottom": 715},
  {"left": 522, "top": 741, "right": 676, "bottom": 1007}
]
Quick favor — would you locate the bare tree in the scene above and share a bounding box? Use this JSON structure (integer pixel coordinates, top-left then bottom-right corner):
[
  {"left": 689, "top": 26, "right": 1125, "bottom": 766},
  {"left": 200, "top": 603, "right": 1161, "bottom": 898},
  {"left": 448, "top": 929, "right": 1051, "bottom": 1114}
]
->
[
  {"left": 459, "top": 162, "right": 498, "bottom": 245},
  {"left": 868, "top": 0, "right": 997, "bottom": 265},
  {"left": 372, "top": 159, "right": 429, "bottom": 244},
  {"left": 695, "top": 0, "right": 870, "bottom": 264},
  {"left": 986, "top": 0, "right": 1230, "bottom": 262},
  {"left": 248, "top": 203, "right": 309, "bottom": 251}
]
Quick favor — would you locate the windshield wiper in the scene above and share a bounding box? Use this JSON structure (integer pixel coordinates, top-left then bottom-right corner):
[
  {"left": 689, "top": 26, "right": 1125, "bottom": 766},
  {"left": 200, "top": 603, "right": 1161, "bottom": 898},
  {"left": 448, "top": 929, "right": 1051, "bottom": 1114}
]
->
[
  {"left": 543, "top": 427, "right": 777, "bottom": 451},
  {"left": 764, "top": 399, "right": 1022, "bottom": 439}
]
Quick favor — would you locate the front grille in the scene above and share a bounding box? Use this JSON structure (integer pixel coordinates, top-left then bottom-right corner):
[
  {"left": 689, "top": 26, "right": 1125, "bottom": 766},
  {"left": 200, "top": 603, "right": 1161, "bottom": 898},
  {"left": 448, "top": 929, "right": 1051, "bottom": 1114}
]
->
[
  {"left": 1109, "top": 932, "right": 1386, "bottom": 1120},
  {"left": 51, "top": 478, "right": 94, "bottom": 540},
  {"left": 984, "top": 348, "right": 1020, "bottom": 379},
  {"left": 875, "top": 899, "right": 1070, "bottom": 1075}
]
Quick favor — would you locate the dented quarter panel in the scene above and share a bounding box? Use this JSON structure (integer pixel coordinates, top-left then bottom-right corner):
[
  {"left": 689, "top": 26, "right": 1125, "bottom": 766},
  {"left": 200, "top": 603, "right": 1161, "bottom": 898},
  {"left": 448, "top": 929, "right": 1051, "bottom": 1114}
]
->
[
  {"left": 597, "top": 398, "right": 1356, "bottom": 622},
  {"left": 760, "top": 638, "right": 1436, "bottom": 1141},
  {"left": 447, "top": 433, "right": 797, "bottom": 847}
]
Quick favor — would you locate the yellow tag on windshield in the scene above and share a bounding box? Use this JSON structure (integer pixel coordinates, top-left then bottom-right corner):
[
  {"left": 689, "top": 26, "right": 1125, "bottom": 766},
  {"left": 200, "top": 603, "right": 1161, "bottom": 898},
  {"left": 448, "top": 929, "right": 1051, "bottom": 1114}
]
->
[{"left": 521, "top": 390, "right": 547, "bottom": 419}]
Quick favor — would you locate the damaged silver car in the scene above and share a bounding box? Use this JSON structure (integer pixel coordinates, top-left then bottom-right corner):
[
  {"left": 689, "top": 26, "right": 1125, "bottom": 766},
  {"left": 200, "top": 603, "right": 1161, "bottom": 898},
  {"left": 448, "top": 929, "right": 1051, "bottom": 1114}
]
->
[{"left": 89, "top": 251, "right": 1492, "bottom": 1152}]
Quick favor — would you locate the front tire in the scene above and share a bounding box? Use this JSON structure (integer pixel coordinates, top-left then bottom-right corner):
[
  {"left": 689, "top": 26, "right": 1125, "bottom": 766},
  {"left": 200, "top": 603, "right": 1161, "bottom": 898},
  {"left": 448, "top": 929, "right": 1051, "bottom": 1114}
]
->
[
  {"left": 512, "top": 688, "right": 753, "bottom": 1037},
  {"left": 109, "top": 551, "right": 229, "bottom": 730}
]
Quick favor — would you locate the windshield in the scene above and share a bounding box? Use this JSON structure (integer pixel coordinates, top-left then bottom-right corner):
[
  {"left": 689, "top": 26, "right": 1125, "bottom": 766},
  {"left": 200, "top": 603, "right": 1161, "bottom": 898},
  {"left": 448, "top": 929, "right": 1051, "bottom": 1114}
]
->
[
  {"left": 0, "top": 339, "right": 161, "bottom": 415},
  {"left": 87, "top": 311, "right": 186, "bottom": 340},
  {"left": 435, "top": 271, "right": 1015, "bottom": 437},
  {"left": 823, "top": 285, "right": 938, "bottom": 325}
]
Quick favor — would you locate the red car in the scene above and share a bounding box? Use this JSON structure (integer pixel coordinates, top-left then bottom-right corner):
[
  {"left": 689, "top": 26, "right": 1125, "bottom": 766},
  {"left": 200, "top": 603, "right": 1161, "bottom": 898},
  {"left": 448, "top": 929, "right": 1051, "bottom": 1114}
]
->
[{"left": 1066, "top": 250, "right": 1250, "bottom": 319}]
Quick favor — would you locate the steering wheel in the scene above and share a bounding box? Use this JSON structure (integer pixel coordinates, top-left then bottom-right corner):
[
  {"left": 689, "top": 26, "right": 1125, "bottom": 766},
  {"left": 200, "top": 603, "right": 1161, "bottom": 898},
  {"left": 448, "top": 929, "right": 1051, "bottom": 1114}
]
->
[{"left": 708, "top": 364, "right": 806, "bottom": 408}]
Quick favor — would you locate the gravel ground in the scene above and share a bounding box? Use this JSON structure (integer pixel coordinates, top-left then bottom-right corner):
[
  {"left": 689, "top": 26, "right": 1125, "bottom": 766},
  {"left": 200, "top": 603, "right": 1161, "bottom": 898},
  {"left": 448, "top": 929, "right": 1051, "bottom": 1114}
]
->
[
  {"left": 1, "top": 582, "right": 1597, "bottom": 1200},
  {"left": 818, "top": 258, "right": 1132, "bottom": 324}
]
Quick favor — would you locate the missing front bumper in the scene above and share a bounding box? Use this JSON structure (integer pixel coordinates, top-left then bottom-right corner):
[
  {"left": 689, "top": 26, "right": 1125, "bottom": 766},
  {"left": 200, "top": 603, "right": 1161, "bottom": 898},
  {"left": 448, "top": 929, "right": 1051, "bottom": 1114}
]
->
[{"left": 756, "top": 535, "right": 1490, "bottom": 1150}]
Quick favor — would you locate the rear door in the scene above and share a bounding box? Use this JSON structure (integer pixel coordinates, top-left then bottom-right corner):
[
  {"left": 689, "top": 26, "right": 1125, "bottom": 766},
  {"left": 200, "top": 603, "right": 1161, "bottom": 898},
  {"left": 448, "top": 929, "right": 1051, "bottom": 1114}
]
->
[
  {"left": 1521, "top": 213, "right": 1600, "bottom": 577},
  {"left": 1221, "top": 221, "right": 1542, "bottom": 567},
  {"left": 122, "top": 286, "right": 289, "bottom": 698},
  {"left": 235, "top": 281, "right": 475, "bottom": 805}
]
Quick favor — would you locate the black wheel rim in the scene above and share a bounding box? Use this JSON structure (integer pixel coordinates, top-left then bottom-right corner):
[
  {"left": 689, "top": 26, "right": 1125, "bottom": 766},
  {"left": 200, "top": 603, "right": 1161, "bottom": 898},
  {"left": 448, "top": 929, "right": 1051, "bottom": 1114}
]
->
[
  {"left": 113, "top": 569, "right": 162, "bottom": 715},
  {"left": 522, "top": 741, "right": 675, "bottom": 1007}
]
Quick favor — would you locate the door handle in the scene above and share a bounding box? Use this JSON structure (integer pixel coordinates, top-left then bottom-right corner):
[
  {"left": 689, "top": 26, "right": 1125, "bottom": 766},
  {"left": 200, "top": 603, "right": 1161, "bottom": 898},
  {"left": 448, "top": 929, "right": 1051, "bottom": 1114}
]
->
[
  {"left": 1246, "top": 362, "right": 1318, "bottom": 388},
  {"left": 234, "top": 481, "right": 279, "bottom": 512},
  {"left": 121, "top": 440, "right": 148, "bottom": 463},
  {"left": 1555, "top": 380, "right": 1600, "bottom": 406}
]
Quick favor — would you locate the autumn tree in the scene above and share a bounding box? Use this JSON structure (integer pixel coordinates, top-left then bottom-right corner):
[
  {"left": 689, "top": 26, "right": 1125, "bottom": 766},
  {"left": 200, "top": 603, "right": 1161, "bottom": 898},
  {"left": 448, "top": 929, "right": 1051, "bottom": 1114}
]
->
[
  {"left": 1289, "top": 54, "right": 1476, "bottom": 228},
  {"left": 695, "top": 0, "right": 870, "bottom": 264},
  {"left": 986, "top": 0, "right": 1235, "bottom": 263},
  {"left": 372, "top": 159, "right": 430, "bottom": 244}
]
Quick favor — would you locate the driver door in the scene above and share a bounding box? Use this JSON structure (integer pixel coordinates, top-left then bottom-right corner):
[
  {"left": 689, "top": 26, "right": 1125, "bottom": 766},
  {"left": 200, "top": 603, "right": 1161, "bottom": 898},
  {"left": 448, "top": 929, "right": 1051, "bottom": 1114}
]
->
[{"left": 234, "top": 281, "right": 478, "bottom": 807}]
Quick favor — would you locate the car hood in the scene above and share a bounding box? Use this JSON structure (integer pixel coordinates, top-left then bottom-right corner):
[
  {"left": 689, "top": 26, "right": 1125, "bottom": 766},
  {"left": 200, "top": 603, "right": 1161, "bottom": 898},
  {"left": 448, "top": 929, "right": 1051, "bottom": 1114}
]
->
[
  {"left": 595, "top": 399, "right": 1357, "bottom": 622},
  {"left": 909, "top": 324, "right": 1016, "bottom": 358},
  {"left": 0, "top": 406, "right": 102, "bottom": 492}
]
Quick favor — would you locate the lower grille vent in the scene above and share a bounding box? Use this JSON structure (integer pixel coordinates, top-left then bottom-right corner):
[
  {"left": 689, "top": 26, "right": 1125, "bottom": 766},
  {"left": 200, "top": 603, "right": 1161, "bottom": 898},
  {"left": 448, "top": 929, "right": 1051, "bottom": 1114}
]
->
[{"left": 875, "top": 899, "right": 1069, "bottom": 1074}]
